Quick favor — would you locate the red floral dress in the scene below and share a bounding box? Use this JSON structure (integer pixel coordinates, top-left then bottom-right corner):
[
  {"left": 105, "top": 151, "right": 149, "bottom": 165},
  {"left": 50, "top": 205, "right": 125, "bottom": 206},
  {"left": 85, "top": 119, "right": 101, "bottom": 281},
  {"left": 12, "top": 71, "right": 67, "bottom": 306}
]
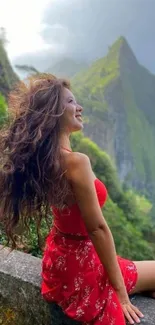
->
[{"left": 41, "top": 178, "right": 138, "bottom": 325}]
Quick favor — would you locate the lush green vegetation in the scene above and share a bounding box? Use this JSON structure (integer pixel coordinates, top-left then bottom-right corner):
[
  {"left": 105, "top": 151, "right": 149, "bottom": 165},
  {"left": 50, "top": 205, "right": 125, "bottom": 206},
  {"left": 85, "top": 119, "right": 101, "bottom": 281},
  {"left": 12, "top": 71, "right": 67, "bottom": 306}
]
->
[
  {"left": 70, "top": 132, "right": 155, "bottom": 260},
  {"left": 71, "top": 38, "right": 124, "bottom": 116},
  {"left": 121, "top": 55, "right": 155, "bottom": 189},
  {"left": 0, "top": 93, "right": 7, "bottom": 125},
  {"left": 72, "top": 37, "right": 155, "bottom": 204}
]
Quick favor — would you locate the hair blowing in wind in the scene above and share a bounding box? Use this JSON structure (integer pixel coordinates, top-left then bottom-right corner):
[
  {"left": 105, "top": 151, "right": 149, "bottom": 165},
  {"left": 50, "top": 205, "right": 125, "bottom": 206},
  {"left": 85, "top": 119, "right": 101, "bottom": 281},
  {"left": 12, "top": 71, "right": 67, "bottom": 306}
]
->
[{"left": 0, "top": 73, "right": 72, "bottom": 250}]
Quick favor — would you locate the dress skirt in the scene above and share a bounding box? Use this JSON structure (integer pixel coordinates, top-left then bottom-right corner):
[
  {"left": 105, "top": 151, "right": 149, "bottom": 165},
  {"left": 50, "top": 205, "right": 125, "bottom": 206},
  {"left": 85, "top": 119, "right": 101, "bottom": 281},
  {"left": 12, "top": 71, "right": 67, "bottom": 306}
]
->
[{"left": 41, "top": 227, "right": 138, "bottom": 325}]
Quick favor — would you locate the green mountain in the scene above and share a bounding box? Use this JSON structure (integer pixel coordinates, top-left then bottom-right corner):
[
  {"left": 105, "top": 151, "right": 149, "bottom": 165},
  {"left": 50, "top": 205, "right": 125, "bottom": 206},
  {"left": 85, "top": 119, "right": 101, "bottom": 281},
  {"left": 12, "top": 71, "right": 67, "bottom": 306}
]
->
[
  {"left": 0, "top": 41, "right": 19, "bottom": 97},
  {"left": 46, "top": 57, "right": 88, "bottom": 78},
  {"left": 72, "top": 37, "right": 155, "bottom": 202}
]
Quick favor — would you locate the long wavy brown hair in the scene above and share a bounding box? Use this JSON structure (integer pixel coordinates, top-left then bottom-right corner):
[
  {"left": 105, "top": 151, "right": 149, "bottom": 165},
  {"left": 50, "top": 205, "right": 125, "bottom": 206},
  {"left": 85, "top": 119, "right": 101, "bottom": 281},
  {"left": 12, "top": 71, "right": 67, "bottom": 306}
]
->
[{"left": 0, "top": 73, "right": 72, "bottom": 251}]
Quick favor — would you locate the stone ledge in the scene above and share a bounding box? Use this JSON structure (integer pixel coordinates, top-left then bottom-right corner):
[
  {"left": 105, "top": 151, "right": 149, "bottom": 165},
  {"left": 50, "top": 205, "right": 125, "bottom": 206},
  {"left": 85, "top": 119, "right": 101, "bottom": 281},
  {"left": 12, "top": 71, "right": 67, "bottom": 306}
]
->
[
  {"left": 0, "top": 245, "right": 50, "bottom": 325},
  {"left": 0, "top": 245, "right": 155, "bottom": 325}
]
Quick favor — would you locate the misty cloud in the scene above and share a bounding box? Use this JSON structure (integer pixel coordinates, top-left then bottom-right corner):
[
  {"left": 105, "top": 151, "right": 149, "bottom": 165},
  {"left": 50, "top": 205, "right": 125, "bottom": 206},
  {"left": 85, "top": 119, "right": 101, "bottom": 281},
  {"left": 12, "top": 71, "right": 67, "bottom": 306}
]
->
[
  {"left": 41, "top": 23, "right": 72, "bottom": 45},
  {"left": 14, "top": 0, "right": 155, "bottom": 73},
  {"left": 41, "top": 0, "right": 155, "bottom": 69}
]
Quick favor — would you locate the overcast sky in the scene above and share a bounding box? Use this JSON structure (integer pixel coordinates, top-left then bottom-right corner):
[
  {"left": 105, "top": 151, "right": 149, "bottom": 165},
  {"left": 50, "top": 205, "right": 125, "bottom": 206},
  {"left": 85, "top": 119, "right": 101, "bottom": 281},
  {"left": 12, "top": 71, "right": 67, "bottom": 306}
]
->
[
  {"left": 0, "top": 0, "right": 155, "bottom": 73},
  {"left": 0, "top": 0, "right": 51, "bottom": 57}
]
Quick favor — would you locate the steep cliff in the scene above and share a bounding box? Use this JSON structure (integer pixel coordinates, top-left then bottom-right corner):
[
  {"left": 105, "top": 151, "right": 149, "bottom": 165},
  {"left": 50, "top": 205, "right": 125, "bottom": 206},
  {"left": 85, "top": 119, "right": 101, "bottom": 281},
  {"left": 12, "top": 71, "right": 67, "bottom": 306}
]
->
[
  {"left": 0, "top": 41, "right": 19, "bottom": 97},
  {"left": 72, "top": 37, "right": 155, "bottom": 201}
]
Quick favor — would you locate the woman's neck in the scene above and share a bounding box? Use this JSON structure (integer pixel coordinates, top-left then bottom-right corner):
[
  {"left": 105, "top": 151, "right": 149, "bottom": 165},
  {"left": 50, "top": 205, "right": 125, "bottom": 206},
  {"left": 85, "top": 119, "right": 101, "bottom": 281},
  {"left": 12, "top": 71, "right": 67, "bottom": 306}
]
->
[
  {"left": 59, "top": 135, "right": 72, "bottom": 151},
  {"left": 61, "top": 146, "right": 72, "bottom": 152}
]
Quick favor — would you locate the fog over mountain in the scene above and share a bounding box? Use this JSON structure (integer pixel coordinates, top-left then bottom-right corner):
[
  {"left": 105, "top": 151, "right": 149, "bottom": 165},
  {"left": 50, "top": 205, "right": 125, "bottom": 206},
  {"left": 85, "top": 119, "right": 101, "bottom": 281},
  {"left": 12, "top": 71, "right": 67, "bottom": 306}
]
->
[{"left": 13, "top": 0, "right": 155, "bottom": 73}]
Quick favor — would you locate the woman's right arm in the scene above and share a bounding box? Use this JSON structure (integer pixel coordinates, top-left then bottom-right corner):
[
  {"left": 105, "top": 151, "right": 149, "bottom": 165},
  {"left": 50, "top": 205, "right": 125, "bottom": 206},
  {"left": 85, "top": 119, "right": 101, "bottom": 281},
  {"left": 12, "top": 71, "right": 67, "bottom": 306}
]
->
[{"left": 67, "top": 152, "right": 143, "bottom": 324}]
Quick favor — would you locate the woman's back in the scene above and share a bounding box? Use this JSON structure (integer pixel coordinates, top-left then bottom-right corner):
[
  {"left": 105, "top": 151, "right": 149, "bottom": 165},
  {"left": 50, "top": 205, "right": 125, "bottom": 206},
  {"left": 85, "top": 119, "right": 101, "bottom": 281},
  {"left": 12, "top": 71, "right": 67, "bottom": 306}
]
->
[{"left": 52, "top": 178, "right": 107, "bottom": 236}]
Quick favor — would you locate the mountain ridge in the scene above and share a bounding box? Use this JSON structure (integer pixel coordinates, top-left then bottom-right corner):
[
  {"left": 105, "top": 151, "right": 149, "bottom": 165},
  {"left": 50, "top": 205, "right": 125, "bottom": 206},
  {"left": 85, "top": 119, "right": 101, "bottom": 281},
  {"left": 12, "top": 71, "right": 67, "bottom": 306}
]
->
[{"left": 72, "top": 37, "right": 155, "bottom": 202}]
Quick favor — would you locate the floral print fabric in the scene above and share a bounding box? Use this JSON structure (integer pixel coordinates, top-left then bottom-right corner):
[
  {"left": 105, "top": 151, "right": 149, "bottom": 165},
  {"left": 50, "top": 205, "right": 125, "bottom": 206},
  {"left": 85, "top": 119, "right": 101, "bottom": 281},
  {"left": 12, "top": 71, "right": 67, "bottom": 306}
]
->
[{"left": 41, "top": 227, "right": 137, "bottom": 325}]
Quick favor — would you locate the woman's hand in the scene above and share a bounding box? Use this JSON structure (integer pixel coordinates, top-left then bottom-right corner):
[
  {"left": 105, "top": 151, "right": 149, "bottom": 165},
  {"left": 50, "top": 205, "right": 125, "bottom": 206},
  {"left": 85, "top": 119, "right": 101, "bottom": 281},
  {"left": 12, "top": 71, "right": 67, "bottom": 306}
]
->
[
  {"left": 117, "top": 291, "right": 144, "bottom": 324},
  {"left": 121, "top": 300, "right": 144, "bottom": 324}
]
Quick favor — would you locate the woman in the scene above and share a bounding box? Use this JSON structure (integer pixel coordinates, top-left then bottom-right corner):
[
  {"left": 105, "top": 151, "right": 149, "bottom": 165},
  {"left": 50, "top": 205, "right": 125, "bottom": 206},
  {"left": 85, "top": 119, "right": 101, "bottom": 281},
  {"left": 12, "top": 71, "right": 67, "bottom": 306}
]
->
[{"left": 0, "top": 74, "right": 155, "bottom": 325}]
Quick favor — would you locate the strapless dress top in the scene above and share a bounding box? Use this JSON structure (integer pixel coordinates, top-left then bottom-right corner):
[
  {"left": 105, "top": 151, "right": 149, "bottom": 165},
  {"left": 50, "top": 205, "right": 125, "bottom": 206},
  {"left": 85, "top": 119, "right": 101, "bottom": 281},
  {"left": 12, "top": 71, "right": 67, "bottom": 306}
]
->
[{"left": 51, "top": 178, "right": 108, "bottom": 236}]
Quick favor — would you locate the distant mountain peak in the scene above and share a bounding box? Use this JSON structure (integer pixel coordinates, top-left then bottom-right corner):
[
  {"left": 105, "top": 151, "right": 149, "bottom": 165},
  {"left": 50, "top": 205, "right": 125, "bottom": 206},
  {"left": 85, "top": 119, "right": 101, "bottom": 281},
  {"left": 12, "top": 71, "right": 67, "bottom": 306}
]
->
[
  {"left": 109, "top": 36, "right": 128, "bottom": 49},
  {"left": 108, "top": 36, "right": 138, "bottom": 68}
]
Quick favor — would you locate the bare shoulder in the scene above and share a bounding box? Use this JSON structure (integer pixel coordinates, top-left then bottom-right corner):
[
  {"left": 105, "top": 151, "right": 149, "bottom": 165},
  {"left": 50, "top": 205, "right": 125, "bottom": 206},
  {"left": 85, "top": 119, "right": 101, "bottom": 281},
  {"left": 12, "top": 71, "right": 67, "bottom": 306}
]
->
[
  {"left": 68, "top": 151, "right": 90, "bottom": 169},
  {"left": 66, "top": 151, "right": 92, "bottom": 182}
]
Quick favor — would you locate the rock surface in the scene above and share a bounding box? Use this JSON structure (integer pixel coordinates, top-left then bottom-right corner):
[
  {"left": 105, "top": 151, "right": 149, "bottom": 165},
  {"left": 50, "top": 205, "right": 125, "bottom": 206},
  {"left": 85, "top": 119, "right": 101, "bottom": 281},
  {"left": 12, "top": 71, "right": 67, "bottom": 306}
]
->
[
  {"left": 48, "top": 296, "right": 155, "bottom": 325},
  {"left": 0, "top": 245, "right": 155, "bottom": 325}
]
